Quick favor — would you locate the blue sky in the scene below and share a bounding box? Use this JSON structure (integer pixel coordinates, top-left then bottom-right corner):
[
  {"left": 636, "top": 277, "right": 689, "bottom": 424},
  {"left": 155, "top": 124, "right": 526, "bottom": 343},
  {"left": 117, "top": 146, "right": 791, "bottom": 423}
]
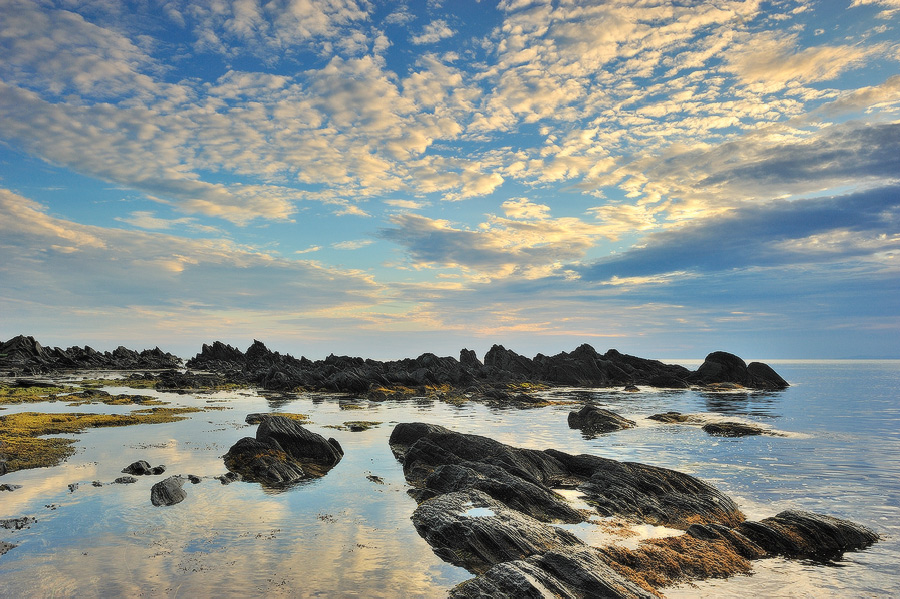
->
[{"left": 1, "top": 0, "right": 898, "bottom": 360}]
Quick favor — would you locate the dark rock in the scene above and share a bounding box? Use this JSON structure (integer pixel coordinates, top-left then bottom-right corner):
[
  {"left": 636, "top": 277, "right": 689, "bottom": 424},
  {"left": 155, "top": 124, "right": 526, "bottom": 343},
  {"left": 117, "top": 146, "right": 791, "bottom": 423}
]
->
[
  {"left": 92, "top": 481, "right": 103, "bottom": 487},
  {"left": 648, "top": 411, "right": 696, "bottom": 424},
  {"left": 122, "top": 460, "right": 165, "bottom": 476},
  {"left": 0, "top": 484, "right": 22, "bottom": 492},
  {"left": 0, "top": 541, "right": 16, "bottom": 556},
  {"left": 738, "top": 510, "right": 879, "bottom": 560},
  {"left": 622, "top": 384, "right": 639, "bottom": 392},
  {"left": 1, "top": 517, "right": 35, "bottom": 530},
  {"left": 411, "top": 489, "right": 584, "bottom": 573},
  {"left": 187, "top": 475, "right": 201, "bottom": 484},
  {"left": 691, "top": 351, "right": 789, "bottom": 390},
  {"left": 647, "top": 373, "right": 691, "bottom": 388},
  {"left": 217, "top": 471, "right": 242, "bottom": 485},
  {"left": 150, "top": 475, "right": 187, "bottom": 506},
  {"left": 223, "top": 416, "right": 343, "bottom": 486},
  {"left": 394, "top": 423, "right": 877, "bottom": 597},
  {"left": 567, "top": 405, "right": 636, "bottom": 436},
  {"left": 114, "top": 476, "right": 137, "bottom": 484},
  {"left": 702, "top": 422, "right": 767, "bottom": 437},
  {"left": 0, "top": 335, "right": 182, "bottom": 374}
]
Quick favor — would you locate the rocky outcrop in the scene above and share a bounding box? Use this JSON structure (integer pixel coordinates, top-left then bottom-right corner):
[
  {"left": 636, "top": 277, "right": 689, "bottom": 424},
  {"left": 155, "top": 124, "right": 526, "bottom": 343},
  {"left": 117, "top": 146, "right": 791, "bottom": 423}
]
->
[
  {"left": 223, "top": 416, "right": 343, "bottom": 486},
  {"left": 567, "top": 405, "right": 636, "bottom": 436},
  {"left": 391, "top": 423, "right": 878, "bottom": 598},
  {"left": 0, "top": 335, "right": 182, "bottom": 375},
  {"left": 184, "top": 340, "right": 788, "bottom": 395},
  {"left": 690, "top": 351, "right": 789, "bottom": 390}
]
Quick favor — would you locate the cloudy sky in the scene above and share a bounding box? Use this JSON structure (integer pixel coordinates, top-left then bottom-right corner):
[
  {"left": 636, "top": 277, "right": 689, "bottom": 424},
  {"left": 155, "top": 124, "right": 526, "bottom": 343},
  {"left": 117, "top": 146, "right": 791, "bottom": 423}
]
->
[{"left": 1, "top": 0, "right": 898, "bottom": 360}]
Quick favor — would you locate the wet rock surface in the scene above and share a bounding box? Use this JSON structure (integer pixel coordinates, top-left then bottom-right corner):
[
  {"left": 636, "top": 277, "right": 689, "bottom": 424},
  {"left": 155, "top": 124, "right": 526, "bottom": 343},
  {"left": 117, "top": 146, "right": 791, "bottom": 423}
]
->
[
  {"left": 223, "top": 415, "right": 343, "bottom": 486},
  {"left": 568, "top": 405, "right": 636, "bottom": 436},
  {"left": 391, "top": 423, "right": 879, "bottom": 597},
  {"left": 150, "top": 475, "right": 187, "bottom": 506}
]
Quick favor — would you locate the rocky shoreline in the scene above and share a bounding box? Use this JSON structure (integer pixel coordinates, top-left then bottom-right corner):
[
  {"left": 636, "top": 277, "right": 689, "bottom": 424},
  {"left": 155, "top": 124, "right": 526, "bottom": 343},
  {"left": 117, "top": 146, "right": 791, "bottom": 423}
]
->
[
  {"left": 3, "top": 335, "right": 879, "bottom": 597},
  {"left": 2, "top": 335, "right": 789, "bottom": 399}
]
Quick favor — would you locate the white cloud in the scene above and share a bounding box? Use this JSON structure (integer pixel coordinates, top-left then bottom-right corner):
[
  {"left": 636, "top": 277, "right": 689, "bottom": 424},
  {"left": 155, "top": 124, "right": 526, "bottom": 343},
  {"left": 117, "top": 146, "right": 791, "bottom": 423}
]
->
[
  {"left": 332, "top": 239, "right": 374, "bottom": 250},
  {"left": 410, "top": 19, "right": 456, "bottom": 45}
]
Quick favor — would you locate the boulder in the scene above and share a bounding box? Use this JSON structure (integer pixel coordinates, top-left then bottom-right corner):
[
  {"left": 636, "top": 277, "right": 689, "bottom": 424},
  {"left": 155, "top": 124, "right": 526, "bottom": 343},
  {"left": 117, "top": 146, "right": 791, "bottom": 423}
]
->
[
  {"left": 223, "top": 416, "right": 343, "bottom": 486},
  {"left": 567, "top": 405, "right": 636, "bottom": 436},
  {"left": 150, "top": 476, "right": 187, "bottom": 506}
]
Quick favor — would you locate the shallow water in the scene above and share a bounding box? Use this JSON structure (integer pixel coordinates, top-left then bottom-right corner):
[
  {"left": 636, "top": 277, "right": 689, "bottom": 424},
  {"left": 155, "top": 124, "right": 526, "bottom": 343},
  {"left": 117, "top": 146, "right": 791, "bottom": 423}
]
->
[{"left": 1, "top": 361, "right": 899, "bottom": 597}]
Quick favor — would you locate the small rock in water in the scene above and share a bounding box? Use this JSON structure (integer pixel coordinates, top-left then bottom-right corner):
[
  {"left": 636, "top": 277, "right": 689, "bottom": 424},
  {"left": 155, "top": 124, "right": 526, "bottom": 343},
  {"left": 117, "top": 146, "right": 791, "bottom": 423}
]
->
[
  {"left": 114, "top": 476, "right": 138, "bottom": 484},
  {"left": 187, "top": 475, "right": 201, "bottom": 484},
  {"left": 92, "top": 481, "right": 103, "bottom": 487},
  {"left": 150, "top": 476, "right": 187, "bottom": 506},
  {"left": 0, "top": 484, "right": 23, "bottom": 492},
  {"left": 67, "top": 483, "right": 79, "bottom": 493},
  {"left": 702, "top": 422, "right": 767, "bottom": 437}
]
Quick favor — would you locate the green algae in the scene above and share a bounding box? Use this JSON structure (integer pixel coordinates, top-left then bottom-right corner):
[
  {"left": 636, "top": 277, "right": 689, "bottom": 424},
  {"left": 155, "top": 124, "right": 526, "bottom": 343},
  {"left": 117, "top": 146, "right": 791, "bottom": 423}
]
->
[
  {"left": 0, "top": 385, "right": 72, "bottom": 404},
  {"left": 0, "top": 408, "right": 200, "bottom": 474}
]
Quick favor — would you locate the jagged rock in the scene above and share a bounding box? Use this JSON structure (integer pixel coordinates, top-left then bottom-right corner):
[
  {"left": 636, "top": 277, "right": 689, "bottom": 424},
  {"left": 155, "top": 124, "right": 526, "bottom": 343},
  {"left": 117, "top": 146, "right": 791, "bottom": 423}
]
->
[
  {"left": 411, "top": 489, "right": 584, "bottom": 573},
  {"left": 567, "top": 405, "right": 636, "bottom": 436},
  {"left": 395, "top": 423, "right": 878, "bottom": 598},
  {"left": 702, "top": 422, "right": 768, "bottom": 437},
  {"left": 150, "top": 476, "right": 187, "bottom": 506},
  {"left": 0, "top": 335, "right": 181, "bottom": 374},
  {"left": 217, "top": 472, "right": 242, "bottom": 485},
  {"left": 223, "top": 416, "right": 343, "bottom": 486}
]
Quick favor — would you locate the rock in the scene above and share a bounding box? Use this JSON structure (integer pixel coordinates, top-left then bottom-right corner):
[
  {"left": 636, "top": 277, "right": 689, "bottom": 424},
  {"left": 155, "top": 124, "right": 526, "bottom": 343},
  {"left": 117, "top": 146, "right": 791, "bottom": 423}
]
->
[
  {"left": 217, "top": 472, "right": 242, "bottom": 485},
  {"left": 702, "top": 422, "right": 767, "bottom": 437},
  {"left": 0, "top": 541, "right": 16, "bottom": 556},
  {"left": 648, "top": 411, "right": 696, "bottom": 424},
  {"left": 0, "top": 484, "right": 22, "bottom": 492},
  {"left": 223, "top": 416, "right": 343, "bottom": 486},
  {"left": 150, "top": 475, "right": 187, "bottom": 506},
  {"left": 0, "top": 335, "right": 182, "bottom": 374},
  {"left": 567, "top": 405, "right": 636, "bottom": 436},
  {"left": 187, "top": 475, "right": 201, "bottom": 484},
  {"left": 68, "top": 483, "right": 79, "bottom": 493},
  {"left": 395, "top": 423, "right": 878, "bottom": 597},
  {"left": 738, "top": 510, "right": 879, "bottom": 560},
  {"left": 1, "top": 517, "right": 35, "bottom": 530},
  {"left": 122, "top": 460, "right": 165, "bottom": 475},
  {"left": 114, "top": 476, "right": 137, "bottom": 484},
  {"left": 691, "top": 351, "right": 789, "bottom": 390},
  {"left": 91, "top": 480, "right": 103, "bottom": 487},
  {"left": 411, "top": 489, "right": 584, "bottom": 573}
]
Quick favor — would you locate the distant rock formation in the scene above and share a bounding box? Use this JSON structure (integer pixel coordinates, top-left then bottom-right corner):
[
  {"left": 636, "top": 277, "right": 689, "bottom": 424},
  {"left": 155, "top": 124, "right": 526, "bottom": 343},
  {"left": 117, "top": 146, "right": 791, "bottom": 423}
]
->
[
  {"left": 187, "top": 339, "right": 790, "bottom": 394},
  {"left": 0, "top": 335, "right": 182, "bottom": 375},
  {"left": 390, "top": 423, "right": 878, "bottom": 598}
]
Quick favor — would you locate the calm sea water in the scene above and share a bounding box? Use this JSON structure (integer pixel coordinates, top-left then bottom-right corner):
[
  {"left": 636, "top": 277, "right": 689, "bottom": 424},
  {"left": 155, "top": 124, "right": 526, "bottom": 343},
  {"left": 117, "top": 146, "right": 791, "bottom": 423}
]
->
[{"left": 1, "top": 360, "right": 898, "bottom": 597}]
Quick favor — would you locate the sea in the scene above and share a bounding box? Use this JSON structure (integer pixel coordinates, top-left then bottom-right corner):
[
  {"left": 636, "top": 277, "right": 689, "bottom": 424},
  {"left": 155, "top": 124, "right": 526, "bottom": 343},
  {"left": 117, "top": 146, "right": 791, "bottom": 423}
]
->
[{"left": 0, "top": 360, "right": 898, "bottom": 598}]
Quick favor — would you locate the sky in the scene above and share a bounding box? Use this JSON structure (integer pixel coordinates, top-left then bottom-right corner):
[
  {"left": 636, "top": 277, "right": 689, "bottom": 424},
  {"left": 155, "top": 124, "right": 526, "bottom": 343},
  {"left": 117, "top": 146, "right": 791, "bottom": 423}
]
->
[{"left": 1, "top": 0, "right": 898, "bottom": 361}]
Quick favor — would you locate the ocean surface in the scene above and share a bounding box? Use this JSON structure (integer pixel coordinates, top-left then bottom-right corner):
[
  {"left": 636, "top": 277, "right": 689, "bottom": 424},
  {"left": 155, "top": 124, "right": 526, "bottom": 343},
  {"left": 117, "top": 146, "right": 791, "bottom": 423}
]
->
[{"left": 1, "top": 360, "right": 898, "bottom": 598}]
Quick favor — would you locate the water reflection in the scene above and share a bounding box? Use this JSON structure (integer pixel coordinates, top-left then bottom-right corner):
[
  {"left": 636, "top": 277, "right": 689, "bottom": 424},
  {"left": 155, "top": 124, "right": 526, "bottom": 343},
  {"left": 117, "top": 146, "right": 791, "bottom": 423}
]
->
[{"left": 1, "top": 364, "right": 899, "bottom": 597}]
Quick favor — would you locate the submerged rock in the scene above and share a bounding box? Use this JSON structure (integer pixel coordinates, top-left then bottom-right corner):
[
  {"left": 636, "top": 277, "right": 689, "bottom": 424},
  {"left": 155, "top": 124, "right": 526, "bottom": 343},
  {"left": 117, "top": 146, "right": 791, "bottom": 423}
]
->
[
  {"left": 567, "top": 405, "right": 636, "bottom": 436},
  {"left": 150, "top": 476, "right": 187, "bottom": 506},
  {"left": 223, "top": 415, "right": 343, "bottom": 486},
  {"left": 702, "top": 422, "right": 768, "bottom": 437}
]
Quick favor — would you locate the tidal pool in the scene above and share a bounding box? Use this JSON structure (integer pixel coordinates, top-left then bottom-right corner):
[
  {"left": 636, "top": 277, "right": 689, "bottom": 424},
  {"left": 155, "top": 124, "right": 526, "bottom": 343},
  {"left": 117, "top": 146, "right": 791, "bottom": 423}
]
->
[{"left": 1, "top": 361, "right": 899, "bottom": 597}]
